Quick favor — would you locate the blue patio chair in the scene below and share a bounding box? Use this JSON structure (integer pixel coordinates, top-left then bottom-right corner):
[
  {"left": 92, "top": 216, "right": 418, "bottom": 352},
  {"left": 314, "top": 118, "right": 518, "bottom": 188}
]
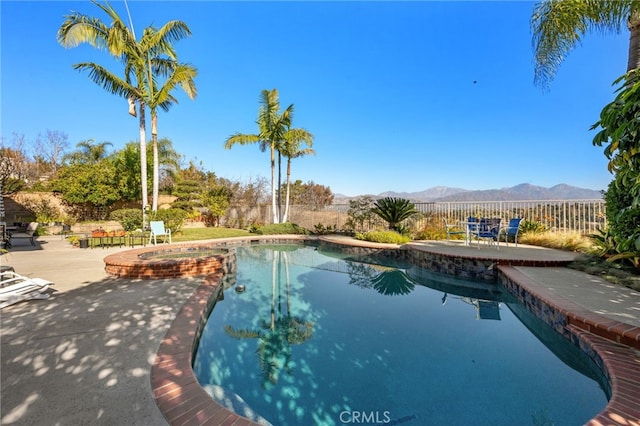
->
[
  {"left": 472, "top": 217, "right": 501, "bottom": 249},
  {"left": 501, "top": 218, "right": 523, "bottom": 247},
  {"left": 442, "top": 217, "right": 466, "bottom": 244}
]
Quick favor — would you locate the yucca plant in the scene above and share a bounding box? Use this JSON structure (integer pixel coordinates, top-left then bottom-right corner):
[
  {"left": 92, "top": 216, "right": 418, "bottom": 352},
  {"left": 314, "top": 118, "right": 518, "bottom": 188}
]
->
[{"left": 371, "top": 197, "right": 417, "bottom": 232}]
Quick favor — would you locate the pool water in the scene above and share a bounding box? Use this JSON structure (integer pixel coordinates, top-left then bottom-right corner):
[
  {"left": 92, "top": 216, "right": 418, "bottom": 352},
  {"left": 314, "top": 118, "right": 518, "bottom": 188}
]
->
[{"left": 193, "top": 244, "right": 608, "bottom": 426}]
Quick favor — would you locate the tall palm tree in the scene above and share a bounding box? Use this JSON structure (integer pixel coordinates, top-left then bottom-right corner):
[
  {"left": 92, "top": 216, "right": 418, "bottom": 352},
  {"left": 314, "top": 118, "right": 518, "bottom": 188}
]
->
[
  {"left": 144, "top": 31, "right": 197, "bottom": 210},
  {"left": 531, "top": 0, "right": 640, "bottom": 88},
  {"left": 224, "top": 89, "right": 293, "bottom": 224},
  {"left": 280, "top": 128, "right": 315, "bottom": 223},
  {"left": 57, "top": 1, "right": 193, "bottom": 217}
]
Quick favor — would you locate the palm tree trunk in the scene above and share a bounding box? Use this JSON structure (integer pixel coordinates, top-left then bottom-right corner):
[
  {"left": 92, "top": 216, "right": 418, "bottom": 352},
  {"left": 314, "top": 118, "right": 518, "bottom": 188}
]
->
[
  {"left": 628, "top": 11, "right": 640, "bottom": 71},
  {"left": 151, "top": 113, "right": 159, "bottom": 212},
  {"left": 277, "top": 151, "right": 282, "bottom": 223},
  {"left": 139, "top": 102, "right": 149, "bottom": 226},
  {"left": 270, "top": 144, "right": 279, "bottom": 224},
  {"left": 283, "top": 158, "right": 292, "bottom": 223}
]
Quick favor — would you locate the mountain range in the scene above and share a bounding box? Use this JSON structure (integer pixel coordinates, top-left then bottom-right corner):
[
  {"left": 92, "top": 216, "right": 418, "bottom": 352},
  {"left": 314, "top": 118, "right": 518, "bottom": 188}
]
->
[{"left": 334, "top": 183, "right": 603, "bottom": 203}]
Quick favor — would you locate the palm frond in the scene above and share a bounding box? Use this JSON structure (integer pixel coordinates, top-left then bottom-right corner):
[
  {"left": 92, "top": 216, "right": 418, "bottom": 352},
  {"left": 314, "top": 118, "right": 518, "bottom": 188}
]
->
[
  {"left": 73, "top": 62, "right": 136, "bottom": 98},
  {"left": 531, "top": 0, "right": 634, "bottom": 88},
  {"left": 224, "top": 133, "right": 261, "bottom": 149}
]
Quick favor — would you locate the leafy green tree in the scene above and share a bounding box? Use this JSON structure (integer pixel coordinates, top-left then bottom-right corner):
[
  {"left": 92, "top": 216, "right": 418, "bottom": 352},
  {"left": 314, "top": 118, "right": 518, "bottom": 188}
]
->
[
  {"left": 531, "top": 0, "right": 640, "bottom": 88},
  {"left": 592, "top": 71, "right": 640, "bottom": 267},
  {"left": 51, "top": 161, "right": 122, "bottom": 210},
  {"left": 201, "top": 185, "right": 233, "bottom": 226},
  {"left": 224, "top": 89, "right": 293, "bottom": 224},
  {"left": 111, "top": 142, "right": 146, "bottom": 201},
  {"left": 371, "top": 197, "right": 417, "bottom": 231}
]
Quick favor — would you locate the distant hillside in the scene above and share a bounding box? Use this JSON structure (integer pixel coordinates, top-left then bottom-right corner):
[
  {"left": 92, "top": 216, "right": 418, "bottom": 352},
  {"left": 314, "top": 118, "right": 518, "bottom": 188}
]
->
[{"left": 333, "top": 183, "right": 602, "bottom": 203}]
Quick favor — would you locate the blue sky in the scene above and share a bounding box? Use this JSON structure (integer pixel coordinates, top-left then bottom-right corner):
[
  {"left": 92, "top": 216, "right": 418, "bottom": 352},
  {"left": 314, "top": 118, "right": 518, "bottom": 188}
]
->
[{"left": 0, "top": 1, "right": 629, "bottom": 196}]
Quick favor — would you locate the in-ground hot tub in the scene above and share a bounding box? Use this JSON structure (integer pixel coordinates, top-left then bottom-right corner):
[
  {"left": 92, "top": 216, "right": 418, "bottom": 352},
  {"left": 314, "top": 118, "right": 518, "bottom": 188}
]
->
[{"left": 104, "top": 244, "right": 235, "bottom": 279}]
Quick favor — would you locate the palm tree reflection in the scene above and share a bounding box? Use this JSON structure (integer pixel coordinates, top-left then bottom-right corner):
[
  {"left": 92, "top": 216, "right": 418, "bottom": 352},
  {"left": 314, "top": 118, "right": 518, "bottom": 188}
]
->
[
  {"left": 347, "top": 262, "right": 416, "bottom": 296},
  {"left": 224, "top": 249, "right": 313, "bottom": 388}
]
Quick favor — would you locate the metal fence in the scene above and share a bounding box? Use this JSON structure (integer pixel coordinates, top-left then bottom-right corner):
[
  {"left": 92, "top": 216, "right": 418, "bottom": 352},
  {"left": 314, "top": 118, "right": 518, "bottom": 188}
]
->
[{"left": 243, "top": 199, "right": 607, "bottom": 235}]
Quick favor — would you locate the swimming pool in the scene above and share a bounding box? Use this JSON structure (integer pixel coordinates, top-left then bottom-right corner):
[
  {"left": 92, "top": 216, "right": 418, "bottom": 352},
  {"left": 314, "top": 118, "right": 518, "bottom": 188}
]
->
[{"left": 193, "top": 244, "right": 608, "bottom": 425}]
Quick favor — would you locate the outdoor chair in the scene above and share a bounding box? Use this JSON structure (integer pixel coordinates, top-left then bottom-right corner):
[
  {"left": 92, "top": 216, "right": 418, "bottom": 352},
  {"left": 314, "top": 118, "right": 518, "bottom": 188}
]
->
[
  {"left": 501, "top": 218, "right": 523, "bottom": 246},
  {"left": 149, "top": 221, "right": 172, "bottom": 245},
  {"left": 471, "top": 218, "right": 502, "bottom": 249},
  {"left": 442, "top": 217, "right": 466, "bottom": 244},
  {"left": 8, "top": 222, "right": 39, "bottom": 247}
]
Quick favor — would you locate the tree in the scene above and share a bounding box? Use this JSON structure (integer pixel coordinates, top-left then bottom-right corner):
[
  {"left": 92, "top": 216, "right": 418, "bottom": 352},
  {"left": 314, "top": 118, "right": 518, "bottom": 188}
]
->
[
  {"left": 371, "top": 197, "right": 418, "bottom": 232},
  {"left": 34, "top": 130, "right": 69, "bottom": 175},
  {"left": 57, "top": 0, "right": 194, "bottom": 222},
  {"left": 531, "top": 0, "right": 640, "bottom": 88},
  {"left": 63, "top": 139, "right": 113, "bottom": 165},
  {"left": 0, "top": 134, "right": 29, "bottom": 195},
  {"left": 591, "top": 70, "right": 640, "bottom": 266},
  {"left": 51, "top": 160, "right": 123, "bottom": 212},
  {"left": 141, "top": 25, "right": 197, "bottom": 212},
  {"left": 224, "top": 89, "right": 293, "bottom": 224},
  {"left": 283, "top": 180, "right": 334, "bottom": 211},
  {"left": 280, "top": 128, "right": 314, "bottom": 222},
  {"left": 345, "top": 196, "right": 377, "bottom": 233}
]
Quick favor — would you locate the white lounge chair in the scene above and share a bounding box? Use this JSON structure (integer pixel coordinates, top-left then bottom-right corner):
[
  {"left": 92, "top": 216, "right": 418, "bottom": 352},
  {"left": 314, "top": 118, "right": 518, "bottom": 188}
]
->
[
  {"left": 148, "top": 221, "right": 171, "bottom": 245},
  {"left": 0, "top": 270, "right": 53, "bottom": 308}
]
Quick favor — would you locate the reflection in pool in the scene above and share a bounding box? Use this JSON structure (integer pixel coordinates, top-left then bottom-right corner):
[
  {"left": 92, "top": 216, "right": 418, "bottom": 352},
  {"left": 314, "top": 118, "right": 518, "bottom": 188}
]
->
[{"left": 193, "top": 244, "right": 608, "bottom": 426}]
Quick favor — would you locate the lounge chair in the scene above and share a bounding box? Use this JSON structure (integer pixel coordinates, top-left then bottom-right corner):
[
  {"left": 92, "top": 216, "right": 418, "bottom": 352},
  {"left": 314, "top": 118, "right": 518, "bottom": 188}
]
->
[
  {"left": 148, "top": 221, "right": 171, "bottom": 245},
  {"left": 9, "top": 222, "right": 39, "bottom": 247},
  {"left": 0, "top": 270, "right": 53, "bottom": 308},
  {"left": 442, "top": 217, "right": 466, "bottom": 244}
]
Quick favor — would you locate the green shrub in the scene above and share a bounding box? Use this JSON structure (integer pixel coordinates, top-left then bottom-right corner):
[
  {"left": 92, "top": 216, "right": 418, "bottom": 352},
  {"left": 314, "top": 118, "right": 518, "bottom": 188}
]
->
[
  {"left": 519, "top": 220, "right": 547, "bottom": 234},
  {"left": 110, "top": 209, "right": 143, "bottom": 231},
  {"left": 313, "top": 223, "right": 336, "bottom": 235},
  {"left": 150, "top": 208, "right": 189, "bottom": 234},
  {"left": 355, "top": 231, "right": 411, "bottom": 244},
  {"left": 414, "top": 214, "right": 448, "bottom": 240},
  {"left": 252, "top": 222, "right": 309, "bottom": 235},
  {"left": 371, "top": 197, "right": 418, "bottom": 231}
]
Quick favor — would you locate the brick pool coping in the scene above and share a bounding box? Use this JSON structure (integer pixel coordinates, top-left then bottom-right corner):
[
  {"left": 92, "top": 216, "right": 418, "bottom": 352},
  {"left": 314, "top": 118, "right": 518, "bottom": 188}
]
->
[{"left": 149, "top": 237, "right": 640, "bottom": 426}]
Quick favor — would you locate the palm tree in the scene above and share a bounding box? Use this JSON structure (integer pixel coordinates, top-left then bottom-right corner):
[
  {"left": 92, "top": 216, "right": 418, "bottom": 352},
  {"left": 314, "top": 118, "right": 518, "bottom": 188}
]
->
[
  {"left": 63, "top": 139, "right": 113, "bottom": 165},
  {"left": 224, "top": 89, "right": 293, "bottom": 224},
  {"left": 531, "top": 0, "right": 640, "bottom": 88},
  {"left": 144, "top": 38, "right": 197, "bottom": 210},
  {"left": 57, "top": 1, "right": 193, "bottom": 218},
  {"left": 280, "top": 128, "right": 315, "bottom": 223},
  {"left": 57, "top": 1, "right": 148, "bottom": 209}
]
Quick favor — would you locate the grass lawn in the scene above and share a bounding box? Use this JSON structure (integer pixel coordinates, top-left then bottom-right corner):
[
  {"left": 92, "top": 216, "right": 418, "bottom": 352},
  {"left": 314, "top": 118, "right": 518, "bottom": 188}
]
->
[{"left": 172, "top": 227, "right": 252, "bottom": 242}]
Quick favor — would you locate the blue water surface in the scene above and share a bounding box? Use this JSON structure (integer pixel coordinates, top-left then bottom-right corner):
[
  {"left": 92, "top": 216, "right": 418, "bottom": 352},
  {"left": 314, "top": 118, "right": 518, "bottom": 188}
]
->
[{"left": 193, "top": 244, "right": 608, "bottom": 426}]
